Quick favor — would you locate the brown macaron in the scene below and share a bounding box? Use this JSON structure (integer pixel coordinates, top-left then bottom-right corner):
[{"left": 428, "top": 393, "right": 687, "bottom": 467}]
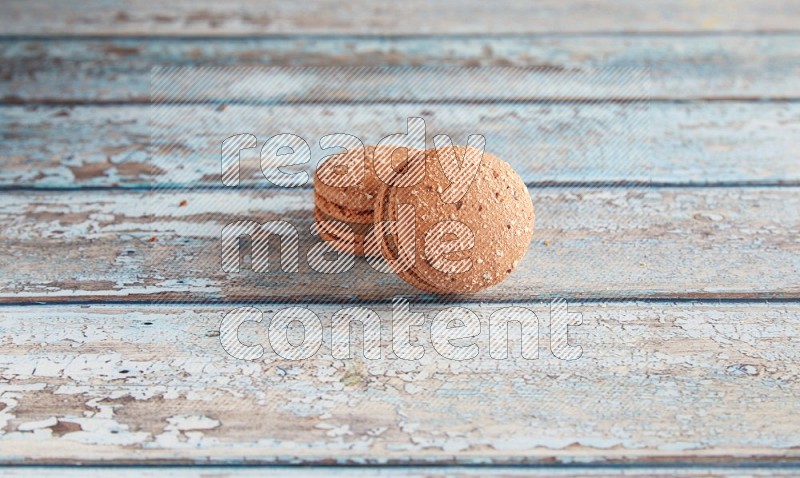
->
[
  {"left": 373, "top": 146, "right": 534, "bottom": 294},
  {"left": 314, "top": 145, "right": 382, "bottom": 217},
  {"left": 313, "top": 145, "right": 415, "bottom": 256},
  {"left": 313, "top": 206, "right": 372, "bottom": 257}
]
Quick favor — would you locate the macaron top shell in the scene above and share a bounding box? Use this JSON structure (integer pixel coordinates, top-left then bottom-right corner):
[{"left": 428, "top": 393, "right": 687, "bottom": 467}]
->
[{"left": 376, "top": 147, "right": 534, "bottom": 294}]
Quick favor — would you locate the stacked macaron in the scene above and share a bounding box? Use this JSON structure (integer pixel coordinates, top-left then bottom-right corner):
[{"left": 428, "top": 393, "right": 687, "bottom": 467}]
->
[
  {"left": 313, "top": 145, "right": 415, "bottom": 256},
  {"left": 313, "top": 145, "right": 534, "bottom": 293},
  {"left": 313, "top": 145, "right": 379, "bottom": 256}
]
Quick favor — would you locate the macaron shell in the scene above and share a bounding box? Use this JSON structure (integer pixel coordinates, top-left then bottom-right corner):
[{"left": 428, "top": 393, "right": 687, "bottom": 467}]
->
[
  {"left": 314, "top": 207, "right": 374, "bottom": 257},
  {"left": 376, "top": 147, "right": 534, "bottom": 294},
  {"left": 317, "top": 228, "right": 368, "bottom": 257},
  {"left": 314, "top": 200, "right": 374, "bottom": 237},
  {"left": 315, "top": 145, "right": 424, "bottom": 212},
  {"left": 392, "top": 265, "right": 448, "bottom": 294},
  {"left": 314, "top": 145, "right": 380, "bottom": 213},
  {"left": 373, "top": 179, "right": 448, "bottom": 293},
  {"left": 314, "top": 191, "right": 374, "bottom": 225}
]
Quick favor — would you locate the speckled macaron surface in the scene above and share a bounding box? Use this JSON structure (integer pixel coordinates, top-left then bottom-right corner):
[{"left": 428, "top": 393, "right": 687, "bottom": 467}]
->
[{"left": 374, "top": 146, "right": 535, "bottom": 294}]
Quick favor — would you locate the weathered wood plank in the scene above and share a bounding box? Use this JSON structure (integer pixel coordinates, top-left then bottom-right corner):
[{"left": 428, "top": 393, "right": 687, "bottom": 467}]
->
[
  {"left": 1, "top": 187, "right": 798, "bottom": 303},
  {"left": 1, "top": 302, "right": 798, "bottom": 464},
  {"left": 143, "top": 66, "right": 658, "bottom": 102},
  {"left": 3, "top": 36, "right": 800, "bottom": 102},
  {"left": 0, "top": 467, "right": 798, "bottom": 477},
  {"left": 4, "top": 102, "right": 799, "bottom": 189},
  {"left": 1, "top": 0, "right": 798, "bottom": 35}
]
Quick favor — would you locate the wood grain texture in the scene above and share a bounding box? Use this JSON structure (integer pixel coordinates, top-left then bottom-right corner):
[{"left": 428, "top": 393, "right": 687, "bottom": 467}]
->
[
  {"left": 1, "top": 0, "right": 799, "bottom": 35},
  {"left": 4, "top": 102, "right": 800, "bottom": 189},
  {"left": 2, "top": 0, "right": 799, "bottom": 471},
  {"left": 2, "top": 468, "right": 800, "bottom": 477},
  {"left": 1, "top": 302, "right": 798, "bottom": 464},
  {"left": 1, "top": 187, "right": 798, "bottom": 303},
  {"left": 3, "top": 35, "right": 800, "bottom": 102}
]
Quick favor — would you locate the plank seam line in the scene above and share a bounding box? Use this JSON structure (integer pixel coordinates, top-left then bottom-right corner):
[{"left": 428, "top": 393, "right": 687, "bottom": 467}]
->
[
  {"left": 6, "top": 98, "right": 800, "bottom": 106},
  {"left": 1, "top": 297, "right": 800, "bottom": 308},
  {"left": 2, "top": 182, "right": 800, "bottom": 192},
  {"left": 3, "top": 31, "right": 800, "bottom": 41},
  {"left": 2, "top": 462, "right": 800, "bottom": 469}
]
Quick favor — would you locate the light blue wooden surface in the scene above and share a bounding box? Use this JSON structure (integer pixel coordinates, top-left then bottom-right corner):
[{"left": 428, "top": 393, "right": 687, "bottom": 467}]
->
[
  {"left": 4, "top": 35, "right": 800, "bottom": 102},
  {"left": 0, "top": 0, "right": 798, "bottom": 472},
  {"left": 1, "top": 187, "right": 798, "bottom": 303},
  {"left": 4, "top": 101, "right": 799, "bottom": 189}
]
